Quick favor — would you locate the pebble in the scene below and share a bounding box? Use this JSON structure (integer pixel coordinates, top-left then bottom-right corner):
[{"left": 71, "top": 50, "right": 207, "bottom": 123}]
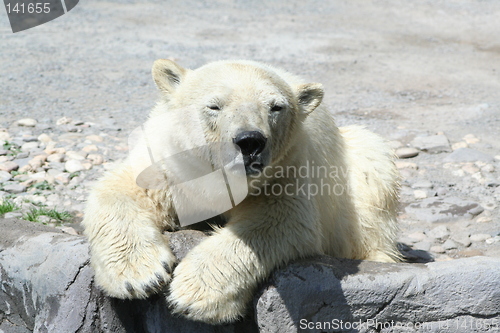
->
[
  {"left": 481, "top": 164, "right": 495, "bottom": 173},
  {"left": 37, "top": 133, "right": 52, "bottom": 143},
  {"left": 443, "top": 148, "right": 494, "bottom": 163},
  {"left": 82, "top": 145, "right": 98, "bottom": 153},
  {"left": 37, "top": 215, "right": 53, "bottom": 224},
  {"left": 29, "top": 171, "right": 47, "bottom": 182},
  {"left": 442, "top": 239, "right": 458, "bottom": 250},
  {"left": 430, "top": 245, "right": 446, "bottom": 253},
  {"left": 457, "top": 249, "right": 483, "bottom": 257},
  {"left": 47, "top": 153, "right": 65, "bottom": 163},
  {"left": 413, "top": 190, "right": 427, "bottom": 199},
  {"left": 55, "top": 173, "right": 71, "bottom": 185},
  {"left": 58, "top": 226, "right": 79, "bottom": 235},
  {"left": 476, "top": 216, "right": 492, "bottom": 223},
  {"left": 16, "top": 152, "right": 29, "bottom": 159},
  {"left": 436, "top": 187, "right": 448, "bottom": 196},
  {"left": 486, "top": 236, "right": 500, "bottom": 245},
  {"left": 17, "top": 118, "right": 37, "bottom": 127},
  {"left": 451, "top": 232, "right": 471, "bottom": 247},
  {"left": 470, "top": 233, "right": 491, "bottom": 242},
  {"left": 405, "top": 197, "right": 483, "bottom": 223},
  {"left": 65, "top": 159, "right": 85, "bottom": 173},
  {"left": 0, "top": 171, "right": 12, "bottom": 183},
  {"left": 451, "top": 142, "right": 468, "bottom": 150},
  {"left": 87, "top": 154, "right": 103, "bottom": 165},
  {"left": 410, "top": 134, "right": 451, "bottom": 153},
  {"left": 66, "top": 151, "right": 87, "bottom": 160},
  {"left": 396, "top": 147, "right": 419, "bottom": 159},
  {"left": 426, "top": 225, "right": 450, "bottom": 240},
  {"left": 413, "top": 241, "right": 431, "bottom": 252},
  {"left": 411, "top": 181, "right": 433, "bottom": 189},
  {"left": 0, "top": 161, "right": 19, "bottom": 172},
  {"left": 463, "top": 134, "right": 480, "bottom": 144},
  {"left": 86, "top": 135, "right": 104, "bottom": 142},
  {"left": 3, "top": 183, "right": 26, "bottom": 193},
  {"left": 462, "top": 163, "right": 479, "bottom": 174},
  {"left": 4, "top": 212, "right": 23, "bottom": 218},
  {"left": 395, "top": 161, "right": 418, "bottom": 169},
  {"left": 56, "top": 117, "right": 72, "bottom": 125},
  {"left": 407, "top": 231, "right": 427, "bottom": 242}
]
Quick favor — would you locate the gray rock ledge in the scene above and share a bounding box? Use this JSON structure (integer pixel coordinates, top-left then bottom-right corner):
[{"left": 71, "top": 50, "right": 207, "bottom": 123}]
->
[{"left": 1, "top": 219, "right": 499, "bottom": 333}]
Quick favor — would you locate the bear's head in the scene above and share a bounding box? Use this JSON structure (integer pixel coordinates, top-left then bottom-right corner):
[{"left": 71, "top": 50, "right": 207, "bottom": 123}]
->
[{"left": 151, "top": 59, "right": 324, "bottom": 176}]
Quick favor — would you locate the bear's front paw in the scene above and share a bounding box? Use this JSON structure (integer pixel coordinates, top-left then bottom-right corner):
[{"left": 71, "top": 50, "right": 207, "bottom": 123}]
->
[
  {"left": 167, "top": 256, "right": 250, "bottom": 324},
  {"left": 93, "top": 240, "right": 177, "bottom": 300}
]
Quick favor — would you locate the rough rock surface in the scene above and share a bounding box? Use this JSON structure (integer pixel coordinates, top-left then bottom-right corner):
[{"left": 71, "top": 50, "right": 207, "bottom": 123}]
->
[
  {"left": 0, "top": 219, "right": 254, "bottom": 333},
  {"left": 256, "top": 256, "right": 500, "bottom": 333},
  {"left": 1, "top": 219, "right": 499, "bottom": 333}
]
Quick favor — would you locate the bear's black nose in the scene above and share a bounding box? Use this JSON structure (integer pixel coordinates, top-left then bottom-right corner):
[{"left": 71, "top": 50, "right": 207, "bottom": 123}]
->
[{"left": 233, "top": 131, "right": 267, "bottom": 157}]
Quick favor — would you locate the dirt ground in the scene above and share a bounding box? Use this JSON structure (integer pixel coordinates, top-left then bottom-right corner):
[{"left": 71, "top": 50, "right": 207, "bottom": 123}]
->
[{"left": 1, "top": 0, "right": 499, "bottom": 259}]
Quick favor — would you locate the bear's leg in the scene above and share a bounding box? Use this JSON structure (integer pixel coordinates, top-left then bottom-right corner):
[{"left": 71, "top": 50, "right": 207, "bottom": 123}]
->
[
  {"left": 168, "top": 197, "right": 322, "bottom": 324},
  {"left": 82, "top": 165, "right": 176, "bottom": 299}
]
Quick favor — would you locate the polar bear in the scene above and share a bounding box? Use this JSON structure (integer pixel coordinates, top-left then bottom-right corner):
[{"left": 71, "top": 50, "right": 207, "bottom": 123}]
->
[{"left": 82, "top": 59, "right": 400, "bottom": 324}]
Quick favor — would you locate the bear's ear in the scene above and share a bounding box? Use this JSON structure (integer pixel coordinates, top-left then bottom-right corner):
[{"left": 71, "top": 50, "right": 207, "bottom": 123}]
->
[
  {"left": 152, "top": 59, "right": 188, "bottom": 94},
  {"left": 296, "top": 83, "right": 324, "bottom": 116}
]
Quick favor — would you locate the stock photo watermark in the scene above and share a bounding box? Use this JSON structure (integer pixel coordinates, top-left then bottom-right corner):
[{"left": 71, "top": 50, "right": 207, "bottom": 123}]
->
[
  {"left": 128, "top": 112, "right": 349, "bottom": 227},
  {"left": 299, "top": 318, "right": 499, "bottom": 331},
  {"left": 3, "top": 0, "right": 78, "bottom": 32}
]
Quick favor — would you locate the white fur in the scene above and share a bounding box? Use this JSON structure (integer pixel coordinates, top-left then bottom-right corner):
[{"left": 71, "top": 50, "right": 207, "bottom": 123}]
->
[{"left": 82, "top": 60, "right": 400, "bottom": 324}]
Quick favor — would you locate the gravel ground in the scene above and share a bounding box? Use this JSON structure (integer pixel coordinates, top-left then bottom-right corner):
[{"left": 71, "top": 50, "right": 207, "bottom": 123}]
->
[{"left": 1, "top": 0, "right": 499, "bottom": 261}]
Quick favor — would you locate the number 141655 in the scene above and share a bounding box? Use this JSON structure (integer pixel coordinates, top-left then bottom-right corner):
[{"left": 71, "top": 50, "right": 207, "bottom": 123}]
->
[{"left": 6, "top": 3, "right": 51, "bottom": 14}]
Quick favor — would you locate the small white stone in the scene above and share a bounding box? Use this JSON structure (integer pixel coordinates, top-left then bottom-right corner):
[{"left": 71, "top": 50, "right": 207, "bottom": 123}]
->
[
  {"left": 0, "top": 132, "right": 11, "bottom": 141},
  {"left": 47, "top": 153, "right": 65, "bottom": 163},
  {"left": 3, "top": 183, "right": 26, "bottom": 193},
  {"left": 65, "top": 160, "right": 85, "bottom": 173},
  {"left": 37, "top": 215, "right": 53, "bottom": 224},
  {"left": 81, "top": 160, "right": 93, "bottom": 170},
  {"left": 463, "top": 134, "right": 480, "bottom": 144},
  {"left": 462, "top": 163, "right": 479, "bottom": 174},
  {"left": 17, "top": 118, "right": 37, "bottom": 127},
  {"left": 426, "top": 225, "right": 449, "bottom": 240},
  {"left": 413, "top": 190, "right": 427, "bottom": 199},
  {"left": 481, "top": 164, "right": 495, "bottom": 173},
  {"left": 37, "top": 133, "right": 52, "bottom": 143},
  {"left": 56, "top": 116, "right": 72, "bottom": 125},
  {"left": 0, "top": 171, "right": 12, "bottom": 183},
  {"left": 82, "top": 145, "right": 98, "bottom": 153},
  {"left": 85, "top": 134, "right": 103, "bottom": 142},
  {"left": 395, "top": 161, "right": 418, "bottom": 170},
  {"left": 29, "top": 171, "right": 47, "bottom": 182},
  {"left": 442, "top": 239, "right": 458, "bottom": 250},
  {"left": 28, "top": 158, "right": 43, "bottom": 169},
  {"left": 4, "top": 212, "right": 23, "bottom": 218},
  {"left": 408, "top": 231, "right": 427, "bottom": 242},
  {"left": 396, "top": 147, "right": 419, "bottom": 159},
  {"left": 87, "top": 154, "right": 103, "bottom": 165},
  {"left": 470, "top": 233, "right": 491, "bottom": 242},
  {"left": 452, "top": 141, "right": 468, "bottom": 150},
  {"left": 21, "top": 142, "right": 39, "bottom": 152},
  {"left": 485, "top": 236, "right": 500, "bottom": 245},
  {"left": 0, "top": 161, "right": 19, "bottom": 172},
  {"left": 66, "top": 151, "right": 87, "bottom": 160},
  {"left": 31, "top": 195, "right": 47, "bottom": 204},
  {"left": 58, "top": 226, "right": 78, "bottom": 236},
  {"left": 413, "top": 241, "right": 431, "bottom": 252},
  {"left": 55, "top": 172, "right": 71, "bottom": 185},
  {"left": 476, "top": 216, "right": 492, "bottom": 223},
  {"left": 430, "top": 245, "right": 446, "bottom": 254}
]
